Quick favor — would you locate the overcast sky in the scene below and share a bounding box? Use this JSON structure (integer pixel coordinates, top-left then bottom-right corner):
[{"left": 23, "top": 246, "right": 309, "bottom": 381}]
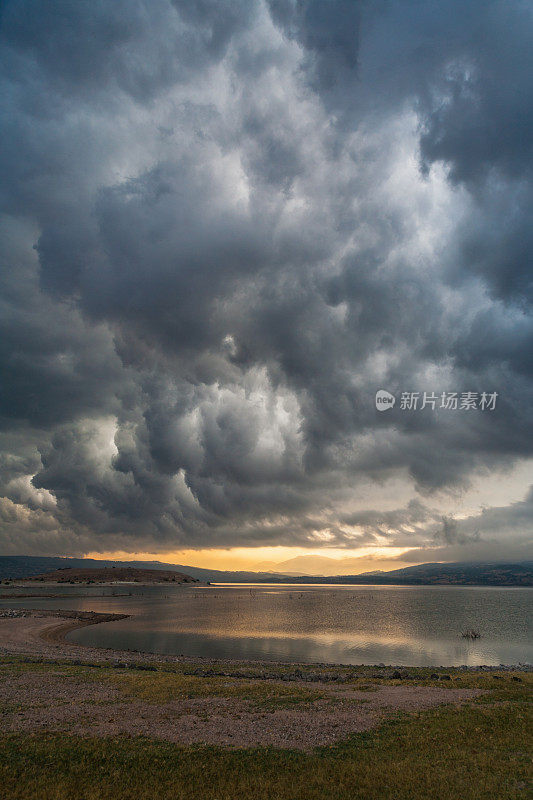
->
[{"left": 0, "top": 0, "right": 532, "bottom": 569}]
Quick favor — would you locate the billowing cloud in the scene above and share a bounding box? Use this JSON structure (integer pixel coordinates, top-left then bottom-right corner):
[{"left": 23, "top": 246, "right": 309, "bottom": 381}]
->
[{"left": 0, "top": 0, "right": 531, "bottom": 558}]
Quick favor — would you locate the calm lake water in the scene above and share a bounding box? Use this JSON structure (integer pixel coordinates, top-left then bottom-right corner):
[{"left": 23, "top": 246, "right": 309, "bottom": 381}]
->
[{"left": 1, "top": 583, "right": 532, "bottom": 666}]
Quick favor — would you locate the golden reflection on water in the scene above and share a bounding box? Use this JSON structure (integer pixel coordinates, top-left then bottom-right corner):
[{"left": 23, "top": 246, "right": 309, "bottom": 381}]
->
[{"left": 1, "top": 583, "right": 531, "bottom": 666}]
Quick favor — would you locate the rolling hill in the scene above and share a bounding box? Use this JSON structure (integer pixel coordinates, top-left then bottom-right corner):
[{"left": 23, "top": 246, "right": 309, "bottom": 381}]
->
[{"left": 24, "top": 566, "right": 198, "bottom": 583}]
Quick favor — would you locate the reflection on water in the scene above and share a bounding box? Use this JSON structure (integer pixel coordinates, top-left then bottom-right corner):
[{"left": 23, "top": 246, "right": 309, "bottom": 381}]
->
[{"left": 1, "top": 583, "right": 531, "bottom": 666}]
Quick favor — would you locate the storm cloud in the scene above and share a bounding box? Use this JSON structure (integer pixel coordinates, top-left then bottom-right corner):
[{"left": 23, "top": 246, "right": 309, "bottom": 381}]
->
[{"left": 0, "top": 0, "right": 532, "bottom": 557}]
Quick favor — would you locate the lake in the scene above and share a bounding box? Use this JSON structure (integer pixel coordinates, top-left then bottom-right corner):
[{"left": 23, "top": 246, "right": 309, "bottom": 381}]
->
[{"left": 1, "top": 583, "right": 531, "bottom": 666}]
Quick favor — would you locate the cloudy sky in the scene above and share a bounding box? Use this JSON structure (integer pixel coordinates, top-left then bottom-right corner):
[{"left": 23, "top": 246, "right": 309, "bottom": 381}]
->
[{"left": 0, "top": 0, "right": 532, "bottom": 573}]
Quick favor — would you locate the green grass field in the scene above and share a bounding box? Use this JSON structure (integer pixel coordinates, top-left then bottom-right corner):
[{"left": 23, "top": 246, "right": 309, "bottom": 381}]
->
[{"left": 0, "top": 658, "right": 531, "bottom": 800}]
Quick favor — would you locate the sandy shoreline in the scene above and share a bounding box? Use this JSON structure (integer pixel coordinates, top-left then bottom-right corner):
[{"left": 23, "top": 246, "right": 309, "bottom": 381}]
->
[{"left": 0, "top": 611, "right": 137, "bottom": 665}]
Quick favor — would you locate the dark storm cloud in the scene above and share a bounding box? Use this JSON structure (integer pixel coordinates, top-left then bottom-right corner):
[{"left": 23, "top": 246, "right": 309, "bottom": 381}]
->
[
  {"left": 434, "top": 516, "right": 481, "bottom": 546},
  {"left": 267, "top": 0, "right": 361, "bottom": 91},
  {"left": 398, "top": 490, "right": 533, "bottom": 564},
  {"left": 1, "top": 0, "right": 257, "bottom": 102},
  {"left": 0, "top": 0, "right": 532, "bottom": 556}
]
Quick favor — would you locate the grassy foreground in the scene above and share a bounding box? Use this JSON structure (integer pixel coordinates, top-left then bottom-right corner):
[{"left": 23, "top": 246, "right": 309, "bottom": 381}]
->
[{"left": 0, "top": 660, "right": 531, "bottom": 800}]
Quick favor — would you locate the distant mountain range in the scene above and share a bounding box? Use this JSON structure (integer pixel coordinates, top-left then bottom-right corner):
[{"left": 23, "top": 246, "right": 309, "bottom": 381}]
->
[
  {"left": 253, "top": 554, "right": 404, "bottom": 576},
  {"left": 0, "top": 556, "right": 531, "bottom": 586}
]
